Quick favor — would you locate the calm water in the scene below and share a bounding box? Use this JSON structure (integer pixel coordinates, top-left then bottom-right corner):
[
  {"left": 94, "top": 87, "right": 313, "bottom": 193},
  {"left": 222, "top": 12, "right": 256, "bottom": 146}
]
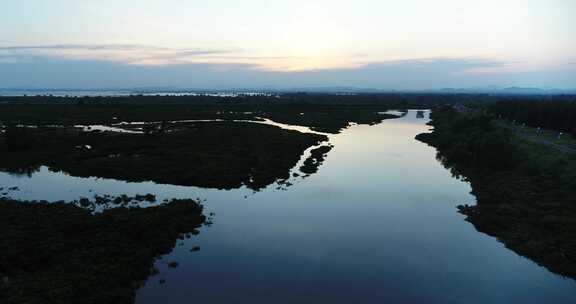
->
[
  {"left": 0, "top": 89, "right": 273, "bottom": 97},
  {"left": 1, "top": 110, "right": 574, "bottom": 303}
]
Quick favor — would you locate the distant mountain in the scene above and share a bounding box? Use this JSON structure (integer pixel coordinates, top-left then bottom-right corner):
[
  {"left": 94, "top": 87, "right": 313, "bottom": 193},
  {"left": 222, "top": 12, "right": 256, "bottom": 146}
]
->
[
  {"left": 1, "top": 86, "right": 575, "bottom": 96},
  {"left": 431, "top": 86, "right": 576, "bottom": 95}
]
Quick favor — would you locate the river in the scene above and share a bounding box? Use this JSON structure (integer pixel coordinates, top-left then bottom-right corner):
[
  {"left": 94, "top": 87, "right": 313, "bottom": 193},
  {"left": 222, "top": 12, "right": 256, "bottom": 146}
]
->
[{"left": 1, "top": 110, "right": 574, "bottom": 303}]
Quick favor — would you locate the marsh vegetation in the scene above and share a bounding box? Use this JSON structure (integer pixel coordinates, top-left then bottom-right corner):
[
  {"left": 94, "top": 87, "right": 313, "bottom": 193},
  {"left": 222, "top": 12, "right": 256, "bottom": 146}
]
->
[
  {"left": 0, "top": 197, "right": 206, "bottom": 304},
  {"left": 417, "top": 107, "right": 576, "bottom": 279},
  {"left": 1, "top": 95, "right": 576, "bottom": 303},
  {"left": 0, "top": 122, "right": 328, "bottom": 190}
]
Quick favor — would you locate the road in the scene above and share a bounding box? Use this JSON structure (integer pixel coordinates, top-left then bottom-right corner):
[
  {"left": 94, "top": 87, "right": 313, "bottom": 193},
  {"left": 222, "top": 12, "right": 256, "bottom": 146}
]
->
[{"left": 499, "top": 122, "right": 576, "bottom": 154}]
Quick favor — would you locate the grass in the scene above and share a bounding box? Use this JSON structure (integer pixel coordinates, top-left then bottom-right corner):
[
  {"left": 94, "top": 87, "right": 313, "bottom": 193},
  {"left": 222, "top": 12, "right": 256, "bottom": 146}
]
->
[{"left": 498, "top": 120, "right": 576, "bottom": 147}]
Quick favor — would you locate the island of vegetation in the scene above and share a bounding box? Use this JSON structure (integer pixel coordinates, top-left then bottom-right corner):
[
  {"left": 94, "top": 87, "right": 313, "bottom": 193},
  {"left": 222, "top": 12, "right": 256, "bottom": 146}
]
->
[{"left": 300, "top": 144, "right": 334, "bottom": 175}]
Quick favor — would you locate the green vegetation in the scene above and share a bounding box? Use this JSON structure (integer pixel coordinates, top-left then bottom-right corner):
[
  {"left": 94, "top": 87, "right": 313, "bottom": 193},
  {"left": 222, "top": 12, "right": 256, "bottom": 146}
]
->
[
  {"left": 0, "top": 122, "right": 328, "bottom": 190},
  {"left": 416, "top": 108, "right": 520, "bottom": 171},
  {"left": 69, "top": 193, "right": 158, "bottom": 210},
  {"left": 4, "top": 94, "right": 575, "bottom": 302},
  {"left": 300, "top": 145, "right": 334, "bottom": 175},
  {"left": 0, "top": 96, "right": 401, "bottom": 134},
  {"left": 490, "top": 97, "right": 576, "bottom": 138},
  {"left": 0, "top": 197, "right": 206, "bottom": 304},
  {"left": 417, "top": 107, "right": 576, "bottom": 279},
  {"left": 0, "top": 99, "right": 259, "bottom": 126},
  {"left": 3, "top": 124, "right": 37, "bottom": 151},
  {"left": 0, "top": 97, "right": 413, "bottom": 189},
  {"left": 499, "top": 122, "right": 576, "bottom": 147}
]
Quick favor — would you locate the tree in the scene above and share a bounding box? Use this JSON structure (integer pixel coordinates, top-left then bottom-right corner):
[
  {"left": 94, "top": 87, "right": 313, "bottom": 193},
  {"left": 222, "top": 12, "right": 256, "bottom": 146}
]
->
[{"left": 4, "top": 125, "right": 36, "bottom": 151}]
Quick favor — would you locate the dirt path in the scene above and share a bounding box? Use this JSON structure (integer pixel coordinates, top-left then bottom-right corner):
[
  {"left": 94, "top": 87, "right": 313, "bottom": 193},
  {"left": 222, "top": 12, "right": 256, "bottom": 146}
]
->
[
  {"left": 450, "top": 105, "right": 575, "bottom": 153},
  {"left": 498, "top": 123, "right": 576, "bottom": 154}
]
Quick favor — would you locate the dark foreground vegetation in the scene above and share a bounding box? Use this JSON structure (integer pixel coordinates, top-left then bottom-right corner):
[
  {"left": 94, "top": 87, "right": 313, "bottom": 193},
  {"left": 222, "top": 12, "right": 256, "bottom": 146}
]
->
[
  {"left": 417, "top": 107, "right": 576, "bottom": 279},
  {"left": 0, "top": 122, "right": 327, "bottom": 190},
  {"left": 0, "top": 197, "right": 206, "bottom": 304}
]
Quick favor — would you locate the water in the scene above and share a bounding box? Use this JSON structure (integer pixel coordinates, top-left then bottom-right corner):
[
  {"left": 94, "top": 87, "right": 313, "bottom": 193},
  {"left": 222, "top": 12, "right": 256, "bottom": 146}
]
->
[
  {"left": 0, "top": 89, "right": 274, "bottom": 97},
  {"left": 1, "top": 110, "right": 574, "bottom": 303}
]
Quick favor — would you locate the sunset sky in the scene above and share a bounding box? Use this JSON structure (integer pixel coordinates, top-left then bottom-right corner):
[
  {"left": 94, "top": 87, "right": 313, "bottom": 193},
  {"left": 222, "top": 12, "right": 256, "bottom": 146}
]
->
[{"left": 1, "top": 0, "right": 575, "bottom": 89}]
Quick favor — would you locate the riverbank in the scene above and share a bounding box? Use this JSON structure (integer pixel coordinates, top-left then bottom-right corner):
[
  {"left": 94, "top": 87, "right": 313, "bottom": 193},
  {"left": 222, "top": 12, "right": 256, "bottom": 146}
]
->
[{"left": 416, "top": 107, "right": 576, "bottom": 279}]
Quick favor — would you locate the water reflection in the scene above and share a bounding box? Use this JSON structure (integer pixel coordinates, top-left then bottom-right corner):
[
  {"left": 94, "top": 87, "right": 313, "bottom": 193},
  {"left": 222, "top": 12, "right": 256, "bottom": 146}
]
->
[
  {"left": 136, "top": 110, "right": 576, "bottom": 304},
  {"left": 0, "top": 111, "right": 575, "bottom": 303},
  {"left": 0, "top": 165, "right": 41, "bottom": 177}
]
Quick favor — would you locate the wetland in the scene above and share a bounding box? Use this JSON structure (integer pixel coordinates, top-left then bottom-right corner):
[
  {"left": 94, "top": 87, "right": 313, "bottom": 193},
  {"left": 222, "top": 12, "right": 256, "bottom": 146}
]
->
[{"left": 1, "top": 96, "right": 575, "bottom": 303}]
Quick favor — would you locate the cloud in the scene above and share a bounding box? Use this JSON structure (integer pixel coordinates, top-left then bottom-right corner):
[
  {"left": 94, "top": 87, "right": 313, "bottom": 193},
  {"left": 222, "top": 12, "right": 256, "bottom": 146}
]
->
[
  {"left": 0, "top": 44, "right": 240, "bottom": 66},
  {"left": 4, "top": 55, "right": 572, "bottom": 90},
  {"left": 0, "top": 44, "right": 156, "bottom": 51},
  {"left": 1, "top": 48, "right": 574, "bottom": 89},
  {"left": 364, "top": 58, "right": 506, "bottom": 72},
  {"left": 1, "top": 44, "right": 543, "bottom": 76}
]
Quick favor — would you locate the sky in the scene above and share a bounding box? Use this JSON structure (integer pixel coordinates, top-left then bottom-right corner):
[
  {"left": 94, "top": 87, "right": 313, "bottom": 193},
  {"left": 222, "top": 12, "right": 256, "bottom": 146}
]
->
[{"left": 1, "top": 0, "right": 575, "bottom": 90}]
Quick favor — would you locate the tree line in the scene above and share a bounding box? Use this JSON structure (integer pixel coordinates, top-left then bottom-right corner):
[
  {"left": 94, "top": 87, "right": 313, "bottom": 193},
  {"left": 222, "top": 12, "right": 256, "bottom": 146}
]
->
[{"left": 489, "top": 97, "right": 576, "bottom": 138}]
